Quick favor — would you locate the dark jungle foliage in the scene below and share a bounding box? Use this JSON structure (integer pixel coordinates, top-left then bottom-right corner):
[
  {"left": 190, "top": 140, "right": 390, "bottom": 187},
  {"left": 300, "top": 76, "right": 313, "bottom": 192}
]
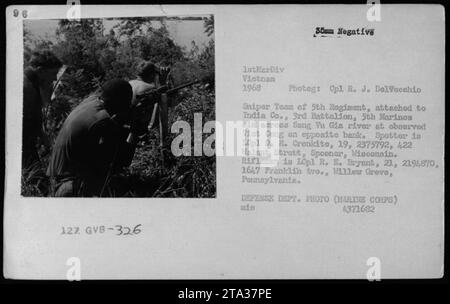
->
[{"left": 22, "top": 16, "right": 215, "bottom": 197}]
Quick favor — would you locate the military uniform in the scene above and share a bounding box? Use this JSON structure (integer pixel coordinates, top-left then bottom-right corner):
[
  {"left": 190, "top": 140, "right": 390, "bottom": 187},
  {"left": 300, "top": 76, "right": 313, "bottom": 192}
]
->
[{"left": 47, "top": 95, "right": 135, "bottom": 197}]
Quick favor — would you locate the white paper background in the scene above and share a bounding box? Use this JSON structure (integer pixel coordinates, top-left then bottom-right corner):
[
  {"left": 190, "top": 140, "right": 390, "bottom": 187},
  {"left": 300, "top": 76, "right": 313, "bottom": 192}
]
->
[{"left": 4, "top": 4, "right": 445, "bottom": 279}]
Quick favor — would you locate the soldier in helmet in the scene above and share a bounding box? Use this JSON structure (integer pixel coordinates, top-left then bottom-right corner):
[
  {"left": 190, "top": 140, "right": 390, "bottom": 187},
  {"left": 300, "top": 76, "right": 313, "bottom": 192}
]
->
[
  {"left": 47, "top": 79, "right": 145, "bottom": 197},
  {"left": 128, "top": 61, "right": 162, "bottom": 137},
  {"left": 129, "top": 61, "right": 159, "bottom": 106}
]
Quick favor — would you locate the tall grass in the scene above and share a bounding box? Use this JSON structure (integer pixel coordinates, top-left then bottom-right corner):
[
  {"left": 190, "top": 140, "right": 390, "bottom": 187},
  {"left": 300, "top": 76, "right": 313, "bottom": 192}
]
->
[{"left": 21, "top": 161, "right": 49, "bottom": 196}]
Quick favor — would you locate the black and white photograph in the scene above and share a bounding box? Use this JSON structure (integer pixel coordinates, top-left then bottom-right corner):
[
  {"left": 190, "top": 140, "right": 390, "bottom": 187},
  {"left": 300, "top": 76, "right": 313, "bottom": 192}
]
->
[
  {"left": 21, "top": 15, "right": 216, "bottom": 198},
  {"left": 2, "top": 4, "right": 446, "bottom": 283}
]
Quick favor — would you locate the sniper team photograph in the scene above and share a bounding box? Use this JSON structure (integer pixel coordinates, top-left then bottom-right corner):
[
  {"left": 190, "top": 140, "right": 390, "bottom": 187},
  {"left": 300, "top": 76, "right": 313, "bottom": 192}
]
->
[{"left": 21, "top": 15, "right": 216, "bottom": 198}]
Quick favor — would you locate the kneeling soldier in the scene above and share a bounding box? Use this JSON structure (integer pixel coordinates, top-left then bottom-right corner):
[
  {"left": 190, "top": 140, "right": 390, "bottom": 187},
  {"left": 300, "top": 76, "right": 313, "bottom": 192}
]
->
[{"left": 47, "top": 79, "right": 144, "bottom": 197}]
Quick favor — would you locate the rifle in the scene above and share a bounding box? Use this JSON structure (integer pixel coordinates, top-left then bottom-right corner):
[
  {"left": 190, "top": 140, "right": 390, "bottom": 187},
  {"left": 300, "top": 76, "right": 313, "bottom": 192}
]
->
[
  {"left": 135, "top": 78, "right": 201, "bottom": 106},
  {"left": 134, "top": 78, "right": 203, "bottom": 135},
  {"left": 133, "top": 78, "right": 203, "bottom": 171}
]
